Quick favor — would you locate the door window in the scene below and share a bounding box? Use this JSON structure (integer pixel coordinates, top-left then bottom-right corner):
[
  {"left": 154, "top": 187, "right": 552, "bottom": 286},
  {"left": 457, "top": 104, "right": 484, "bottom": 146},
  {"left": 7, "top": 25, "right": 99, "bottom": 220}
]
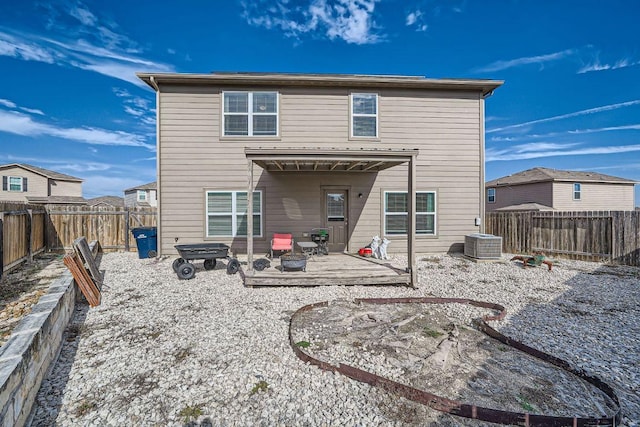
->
[{"left": 327, "top": 193, "right": 345, "bottom": 221}]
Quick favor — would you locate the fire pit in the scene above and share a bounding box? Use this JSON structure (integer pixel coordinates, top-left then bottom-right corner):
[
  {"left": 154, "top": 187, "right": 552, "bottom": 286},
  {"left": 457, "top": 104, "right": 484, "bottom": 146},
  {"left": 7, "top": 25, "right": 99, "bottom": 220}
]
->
[{"left": 280, "top": 254, "right": 307, "bottom": 272}]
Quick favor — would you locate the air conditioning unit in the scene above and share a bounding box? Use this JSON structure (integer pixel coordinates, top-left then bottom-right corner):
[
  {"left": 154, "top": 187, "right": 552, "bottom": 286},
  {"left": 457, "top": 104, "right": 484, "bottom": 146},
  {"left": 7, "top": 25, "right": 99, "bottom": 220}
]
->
[{"left": 464, "top": 233, "right": 502, "bottom": 260}]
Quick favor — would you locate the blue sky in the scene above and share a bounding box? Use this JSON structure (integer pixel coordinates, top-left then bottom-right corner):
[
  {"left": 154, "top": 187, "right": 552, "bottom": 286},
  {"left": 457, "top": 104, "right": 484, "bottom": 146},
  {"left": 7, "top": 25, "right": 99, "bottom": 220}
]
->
[{"left": 1, "top": 0, "right": 638, "bottom": 205}]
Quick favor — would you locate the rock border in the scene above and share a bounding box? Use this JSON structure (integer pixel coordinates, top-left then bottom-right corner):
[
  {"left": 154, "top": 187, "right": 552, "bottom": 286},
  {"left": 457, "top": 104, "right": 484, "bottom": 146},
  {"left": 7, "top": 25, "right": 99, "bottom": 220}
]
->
[{"left": 0, "top": 271, "right": 76, "bottom": 426}]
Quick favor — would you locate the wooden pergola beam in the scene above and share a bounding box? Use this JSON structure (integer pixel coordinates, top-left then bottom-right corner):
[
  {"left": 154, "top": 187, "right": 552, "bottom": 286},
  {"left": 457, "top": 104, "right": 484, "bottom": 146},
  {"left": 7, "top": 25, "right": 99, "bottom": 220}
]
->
[
  {"left": 363, "top": 161, "right": 384, "bottom": 171},
  {"left": 347, "top": 161, "right": 363, "bottom": 171}
]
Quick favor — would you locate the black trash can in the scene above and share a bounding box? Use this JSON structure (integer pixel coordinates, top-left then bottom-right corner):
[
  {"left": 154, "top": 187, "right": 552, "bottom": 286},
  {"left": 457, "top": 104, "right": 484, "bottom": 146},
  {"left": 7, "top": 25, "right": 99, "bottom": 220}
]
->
[{"left": 131, "top": 227, "right": 157, "bottom": 259}]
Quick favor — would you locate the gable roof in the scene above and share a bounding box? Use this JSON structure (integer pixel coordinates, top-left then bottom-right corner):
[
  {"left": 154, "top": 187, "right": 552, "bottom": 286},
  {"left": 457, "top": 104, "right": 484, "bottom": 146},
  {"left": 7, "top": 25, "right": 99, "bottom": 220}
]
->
[
  {"left": 87, "top": 196, "right": 125, "bottom": 207},
  {"left": 487, "top": 167, "right": 637, "bottom": 187},
  {"left": 124, "top": 181, "right": 157, "bottom": 192},
  {"left": 137, "top": 72, "right": 503, "bottom": 97},
  {"left": 495, "top": 202, "right": 555, "bottom": 211},
  {"left": 0, "top": 163, "right": 83, "bottom": 182}
]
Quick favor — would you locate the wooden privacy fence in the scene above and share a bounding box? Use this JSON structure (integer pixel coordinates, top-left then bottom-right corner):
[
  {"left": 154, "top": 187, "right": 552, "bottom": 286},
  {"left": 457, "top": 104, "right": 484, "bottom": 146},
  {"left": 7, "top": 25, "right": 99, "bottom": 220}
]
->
[
  {"left": 1, "top": 203, "right": 157, "bottom": 277},
  {"left": 45, "top": 205, "right": 157, "bottom": 251},
  {"left": 486, "top": 210, "right": 640, "bottom": 266},
  {"left": 1, "top": 202, "right": 47, "bottom": 278}
]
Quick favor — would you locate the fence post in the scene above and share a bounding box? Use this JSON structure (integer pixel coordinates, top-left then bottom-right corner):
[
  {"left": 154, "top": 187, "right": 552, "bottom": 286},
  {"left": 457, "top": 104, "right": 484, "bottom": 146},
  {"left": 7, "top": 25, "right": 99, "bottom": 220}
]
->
[
  {"left": 124, "top": 209, "right": 130, "bottom": 251},
  {"left": 27, "top": 209, "right": 33, "bottom": 263},
  {"left": 0, "top": 216, "right": 3, "bottom": 279}
]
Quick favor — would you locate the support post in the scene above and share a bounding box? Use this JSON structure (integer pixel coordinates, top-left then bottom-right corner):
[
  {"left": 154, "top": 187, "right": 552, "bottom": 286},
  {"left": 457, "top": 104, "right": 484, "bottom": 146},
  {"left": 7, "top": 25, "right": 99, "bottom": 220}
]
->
[
  {"left": 246, "top": 159, "right": 254, "bottom": 277},
  {"left": 408, "top": 156, "right": 417, "bottom": 287},
  {"left": 0, "top": 217, "right": 3, "bottom": 279},
  {"left": 124, "top": 209, "right": 130, "bottom": 251},
  {"left": 27, "top": 209, "right": 33, "bottom": 263}
]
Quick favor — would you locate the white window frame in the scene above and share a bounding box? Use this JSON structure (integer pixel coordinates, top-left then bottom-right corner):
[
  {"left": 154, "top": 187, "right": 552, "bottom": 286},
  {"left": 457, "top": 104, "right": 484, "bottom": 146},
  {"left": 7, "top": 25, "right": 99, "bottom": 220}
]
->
[
  {"left": 206, "top": 190, "right": 263, "bottom": 238},
  {"left": 351, "top": 93, "right": 378, "bottom": 138},
  {"left": 383, "top": 191, "right": 437, "bottom": 236},
  {"left": 137, "top": 190, "right": 147, "bottom": 202},
  {"left": 222, "top": 91, "right": 279, "bottom": 137},
  {"left": 487, "top": 188, "right": 496, "bottom": 203},
  {"left": 8, "top": 176, "right": 23, "bottom": 192},
  {"left": 573, "top": 183, "right": 581, "bottom": 200}
]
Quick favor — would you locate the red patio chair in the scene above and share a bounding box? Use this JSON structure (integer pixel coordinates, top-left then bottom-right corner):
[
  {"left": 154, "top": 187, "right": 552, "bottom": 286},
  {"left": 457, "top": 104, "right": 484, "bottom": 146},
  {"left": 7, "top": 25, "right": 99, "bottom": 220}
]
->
[{"left": 270, "top": 233, "right": 294, "bottom": 258}]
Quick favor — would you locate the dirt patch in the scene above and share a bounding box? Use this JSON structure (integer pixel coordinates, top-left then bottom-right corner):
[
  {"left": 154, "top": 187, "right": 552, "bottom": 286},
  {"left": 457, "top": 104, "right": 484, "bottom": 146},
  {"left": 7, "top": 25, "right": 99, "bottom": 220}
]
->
[
  {"left": 291, "top": 300, "right": 619, "bottom": 424},
  {"left": 0, "top": 253, "right": 67, "bottom": 346}
]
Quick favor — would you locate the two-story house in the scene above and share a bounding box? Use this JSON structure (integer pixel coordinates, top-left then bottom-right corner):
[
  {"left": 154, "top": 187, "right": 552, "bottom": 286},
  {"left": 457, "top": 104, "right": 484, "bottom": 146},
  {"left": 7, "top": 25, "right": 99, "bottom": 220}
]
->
[
  {"left": 486, "top": 167, "right": 637, "bottom": 212},
  {"left": 137, "top": 72, "right": 502, "bottom": 280},
  {"left": 124, "top": 182, "right": 157, "bottom": 208},
  {"left": 0, "top": 163, "right": 85, "bottom": 205}
]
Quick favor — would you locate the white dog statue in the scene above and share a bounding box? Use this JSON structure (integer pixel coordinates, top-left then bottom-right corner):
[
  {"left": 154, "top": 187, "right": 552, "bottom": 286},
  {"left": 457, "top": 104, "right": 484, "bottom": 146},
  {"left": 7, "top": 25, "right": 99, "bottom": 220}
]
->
[
  {"left": 377, "top": 237, "right": 390, "bottom": 260},
  {"left": 370, "top": 235, "right": 381, "bottom": 259}
]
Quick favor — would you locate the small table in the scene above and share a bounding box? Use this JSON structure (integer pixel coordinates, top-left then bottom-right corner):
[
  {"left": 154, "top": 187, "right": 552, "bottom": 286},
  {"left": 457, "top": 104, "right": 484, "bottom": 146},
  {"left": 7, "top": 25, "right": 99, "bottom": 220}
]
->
[{"left": 296, "top": 241, "right": 318, "bottom": 259}]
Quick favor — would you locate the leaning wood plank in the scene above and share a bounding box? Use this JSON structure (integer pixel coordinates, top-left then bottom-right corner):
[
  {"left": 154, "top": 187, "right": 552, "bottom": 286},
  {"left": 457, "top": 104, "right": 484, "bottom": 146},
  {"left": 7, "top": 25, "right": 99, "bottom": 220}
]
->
[
  {"left": 63, "top": 254, "right": 101, "bottom": 307},
  {"left": 73, "top": 237, "right": 103, "bottom": 289}
]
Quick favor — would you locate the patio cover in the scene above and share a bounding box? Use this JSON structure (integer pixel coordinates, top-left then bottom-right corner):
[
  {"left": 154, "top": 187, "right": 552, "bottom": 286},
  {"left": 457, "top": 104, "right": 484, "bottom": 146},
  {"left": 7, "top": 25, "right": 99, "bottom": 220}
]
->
[{"left": 245, "top": 147, "right": 419, "bottom": 286}]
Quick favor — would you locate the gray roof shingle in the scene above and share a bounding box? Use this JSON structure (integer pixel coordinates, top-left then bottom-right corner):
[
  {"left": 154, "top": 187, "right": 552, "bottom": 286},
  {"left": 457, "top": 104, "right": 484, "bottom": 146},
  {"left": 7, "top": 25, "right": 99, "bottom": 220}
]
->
[
  {"left": 0, "top": 163, "right": 83, "bottom": 182},
  {"left": 124, "top": 181, "right": 156, "bottom": 192},
  {"left": 486, "top": 167, "right": 637, "bottom": 187}
]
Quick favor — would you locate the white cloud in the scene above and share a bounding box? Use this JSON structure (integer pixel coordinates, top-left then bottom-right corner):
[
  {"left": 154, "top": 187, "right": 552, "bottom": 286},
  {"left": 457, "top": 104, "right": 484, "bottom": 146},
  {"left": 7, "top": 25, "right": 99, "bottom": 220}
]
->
[
  {"left": 491, "top": 124, "right": 640, "bottom": 142},
  {"left": 405, "top": 10, "right": 427, "bottom": 31},
  {"left": 0, "top": 2, "right": 174, "bottom": 88},
  {"left": 0, "top": 98, "right": 17, "bottom": 108},
  {"left": 69, "top": 4, "right": 97, "bottom": 26},
  {"left": 487, "top": 142, "right": 640, "bottom": 161},
  {"left": 113, "top": 87, "right": 154, "bottom": 124},
  {"left": 124, "top": 106, "right": 144, "bottom": 117},
  {"left": 0, "top": 97, "right": 45, "bottom": 115},
  {"left": 487, "top": 100, "right": 640, "bottom": 134},
  {"left": 243, "top": 0, "right": 383, "bottom": 45},
  {"left": 475, "top": 48, "right": 577, "bottom": 73},
  {"left": 20, "top": 107, "right": 45, "bottom": 115},
  {"left": 578, "top": 57, "right": 640, "bottom": 74},
  {"left": 0, "top": 31, "right": 57, "bottom": 63},
  {"left": 0, "top": 109, "right": 155, "bottom": 150},
  {"left": 406, "top": 11, "right": 419, "bottom": 26},
  {"left": 82, "top": 167, "right": 156, "bottom": 198}
]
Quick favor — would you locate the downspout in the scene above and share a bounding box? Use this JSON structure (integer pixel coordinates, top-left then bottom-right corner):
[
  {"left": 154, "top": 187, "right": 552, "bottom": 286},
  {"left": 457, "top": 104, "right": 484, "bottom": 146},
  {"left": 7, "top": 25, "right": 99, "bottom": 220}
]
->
[{"left": 151, "top": 76, "right": 162, "bottom": 256}]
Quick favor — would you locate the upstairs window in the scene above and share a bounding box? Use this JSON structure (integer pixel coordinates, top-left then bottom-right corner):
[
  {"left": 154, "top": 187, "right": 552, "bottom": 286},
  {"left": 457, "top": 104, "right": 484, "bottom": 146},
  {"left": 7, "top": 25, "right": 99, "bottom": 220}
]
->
[
  {"left": 223, "top": 91, "right": 278, "bottom": 136},
  {"left": 573, "top": 183, "right": 581, "bottom": 200},
  {"left": 3, "top": 176, "right": 26, "bottom": 192},
  {"left": 384, "top": 191, "right": 436, "bottom": 235},
  {"left": 487, "top": 188, "right": 496, "bottom": 203},
  {"left": 351, "top": 93, "right": 378, "bottom": 138},
  {"left": 137, "top": 190, "right": 147, "bottom": 202}
]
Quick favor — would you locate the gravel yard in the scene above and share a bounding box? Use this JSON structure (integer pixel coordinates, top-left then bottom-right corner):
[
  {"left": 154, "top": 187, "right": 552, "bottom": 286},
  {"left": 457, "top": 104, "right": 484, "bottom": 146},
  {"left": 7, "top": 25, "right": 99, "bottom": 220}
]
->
[{"left": 31, "top": 252, "right": 639, "bottom": 426}]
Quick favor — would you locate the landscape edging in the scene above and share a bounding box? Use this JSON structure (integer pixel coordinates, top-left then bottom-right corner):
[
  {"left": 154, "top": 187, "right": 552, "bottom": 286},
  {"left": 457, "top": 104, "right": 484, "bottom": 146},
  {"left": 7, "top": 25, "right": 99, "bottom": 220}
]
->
[{"left": 0, "top": 272, "right": 76, "bottom": 427}]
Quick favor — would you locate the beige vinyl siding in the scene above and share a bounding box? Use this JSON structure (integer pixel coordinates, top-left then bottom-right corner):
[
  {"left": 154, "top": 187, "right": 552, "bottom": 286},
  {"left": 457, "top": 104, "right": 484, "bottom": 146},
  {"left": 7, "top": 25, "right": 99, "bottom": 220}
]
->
[
  {"left": 553, "top": 182, "right": 635, "bottom": 211},
  {"left": 0, "top": 167, "right": 48, "bottom": 202},
  {"left": 49, "top": 179, "right": 82, "bottom": 197},
  {"left": 486, "top": 182, "right": 553, "bottom": 211},
  {"left": 158, "top": 85, "right": 484, "bottom": 255},
  {"left": 124, "top": 191, "right": 138, "bottom": 207}
]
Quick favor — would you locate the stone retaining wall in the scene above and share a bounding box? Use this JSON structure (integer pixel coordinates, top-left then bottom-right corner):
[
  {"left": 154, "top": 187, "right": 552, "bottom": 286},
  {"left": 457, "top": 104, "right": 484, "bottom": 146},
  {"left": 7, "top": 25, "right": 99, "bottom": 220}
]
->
[{"left": 0, "top": 272, "right": 76, "bottom": 426}]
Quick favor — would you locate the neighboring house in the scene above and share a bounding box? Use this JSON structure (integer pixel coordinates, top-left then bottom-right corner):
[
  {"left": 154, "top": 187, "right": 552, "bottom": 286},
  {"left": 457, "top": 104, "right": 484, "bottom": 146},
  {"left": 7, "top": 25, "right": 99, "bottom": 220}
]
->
[
  {"left": 0, "top": 163, "right": 85, "bottom": 205},
  {"left": 124, "top": 182, "right": 157, "bottom": 208},
  {"left": 87, "top": 195, "right": 125, "bottom": 208},
  {"left": 137, "top": 72, "right": 502, "bottom": 262},
  {"left": 486, "top": 167, "right": 637, "bottom": 212}
]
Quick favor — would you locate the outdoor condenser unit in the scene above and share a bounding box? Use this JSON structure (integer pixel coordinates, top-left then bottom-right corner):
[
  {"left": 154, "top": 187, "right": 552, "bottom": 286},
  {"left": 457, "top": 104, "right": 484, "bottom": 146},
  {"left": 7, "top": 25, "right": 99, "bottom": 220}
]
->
[{"left": 464, "top": 233, "right": 502, "bottom": 260}]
